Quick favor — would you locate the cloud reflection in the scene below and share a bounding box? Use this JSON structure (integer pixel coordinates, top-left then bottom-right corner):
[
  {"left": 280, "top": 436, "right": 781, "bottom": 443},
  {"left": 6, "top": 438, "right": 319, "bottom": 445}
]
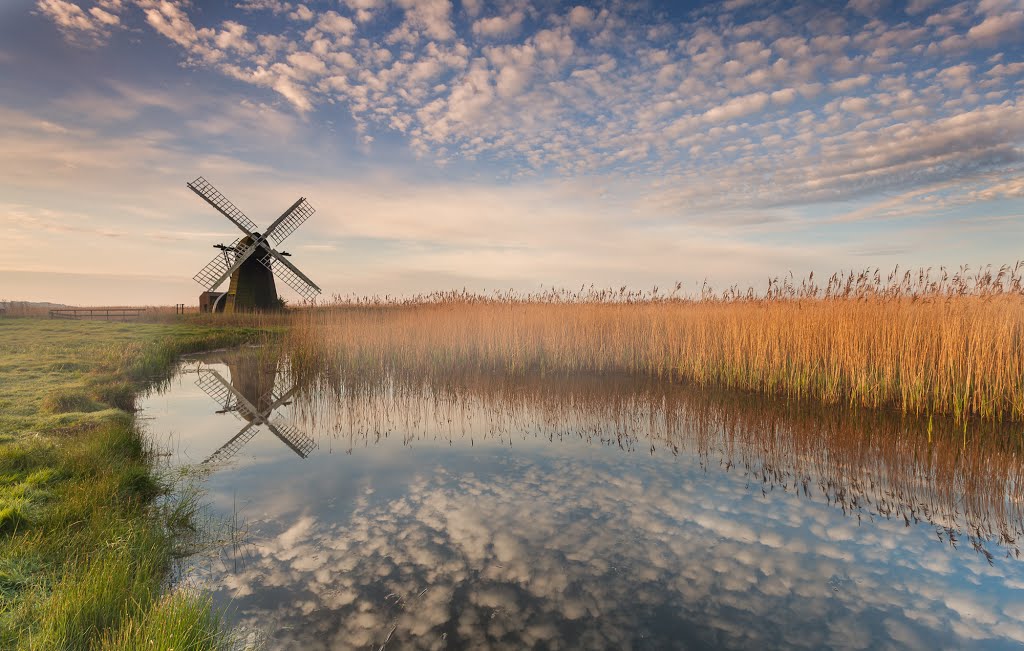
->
[{"left": 199, "top": 453, "right": 1024, "bottom": 650}]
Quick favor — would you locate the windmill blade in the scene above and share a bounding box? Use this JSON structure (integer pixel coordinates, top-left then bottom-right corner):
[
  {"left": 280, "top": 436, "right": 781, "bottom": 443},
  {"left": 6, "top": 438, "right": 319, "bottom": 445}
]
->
[
  {"left": 266, "top": 383, "right": 300, "bottom": 412},
  {"left": 256, "top": 249, "right": 321, "bottom": 302},
  {"left": 195, "top": 368, "right": 261, "bottom": 420},
  {"left": 266, "top": 363, "right": 297, "bottom": 406},
  {"left": 202, "top": 422, "right": 259, "bottom": 466},
  {"left": 265, "top": 417, "right": 317, "bottom": 458},
  {"left": 202, "top": 368, "right": 265, "bottom": 423},
  {"left": 187, "top": 177, "right": 259, "bottom": 236},
  {"left": 195, "top": 368, "right": 239, "bottom": 414},
  {"left": 195, "top": 238, "right": 265, "bottom": 293},
  {"left": 263, "top": 197, "right": 315, "bottom": 247},
  {"left": 192, "top": 238, "right": 241, "bottom": 290}
]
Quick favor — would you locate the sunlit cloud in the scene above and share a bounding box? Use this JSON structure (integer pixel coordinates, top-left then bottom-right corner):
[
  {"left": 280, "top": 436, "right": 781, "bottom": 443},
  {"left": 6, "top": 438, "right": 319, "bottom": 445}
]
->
[{"left": 1, "top": 0, "right": 1021, "bottom": 303}]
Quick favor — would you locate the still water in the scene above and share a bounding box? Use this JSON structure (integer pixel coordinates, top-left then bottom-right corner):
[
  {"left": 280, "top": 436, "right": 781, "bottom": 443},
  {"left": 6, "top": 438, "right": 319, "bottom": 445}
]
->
[{"left": 140, "top": 347, "right": 1024, "bottom": 650}]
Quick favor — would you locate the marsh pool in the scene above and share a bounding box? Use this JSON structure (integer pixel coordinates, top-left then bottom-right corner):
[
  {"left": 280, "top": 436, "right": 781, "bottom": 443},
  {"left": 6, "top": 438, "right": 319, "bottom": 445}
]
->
[{"left": 140, "top": 347, "right": 1024, "bottom": 650}]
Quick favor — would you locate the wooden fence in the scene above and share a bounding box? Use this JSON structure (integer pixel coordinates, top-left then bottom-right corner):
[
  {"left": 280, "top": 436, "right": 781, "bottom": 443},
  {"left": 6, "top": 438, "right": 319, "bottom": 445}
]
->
[{"left": 49, "top": 308, "right": 146, "bottom": 322}]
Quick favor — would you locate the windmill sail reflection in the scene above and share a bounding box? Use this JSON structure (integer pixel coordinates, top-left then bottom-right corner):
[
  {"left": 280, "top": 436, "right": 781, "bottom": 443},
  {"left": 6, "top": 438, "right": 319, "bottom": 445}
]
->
[{"left": 194, "top": 353, "right": 316, "bottom": 464}]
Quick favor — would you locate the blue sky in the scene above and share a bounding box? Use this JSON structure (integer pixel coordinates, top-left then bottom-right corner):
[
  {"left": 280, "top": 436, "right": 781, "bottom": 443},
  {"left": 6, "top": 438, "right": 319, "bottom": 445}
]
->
[{"left": 1, "top": 0, "right": 1022, "bottom": 304}]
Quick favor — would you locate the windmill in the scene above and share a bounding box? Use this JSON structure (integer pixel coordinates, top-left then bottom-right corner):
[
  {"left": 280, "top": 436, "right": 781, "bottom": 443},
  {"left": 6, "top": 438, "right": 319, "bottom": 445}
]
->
[
  {"left": 194, "top": 364, "right": 317, "bottom": 465},
  {"left": 187, "top": 177, "right": 321, "bottom": 312}
]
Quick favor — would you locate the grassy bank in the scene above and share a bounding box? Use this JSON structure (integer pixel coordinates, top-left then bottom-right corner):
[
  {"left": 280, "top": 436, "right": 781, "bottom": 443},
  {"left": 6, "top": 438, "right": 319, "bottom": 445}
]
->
[
  {"left": 0, "top": 319, "right": 263, "bottom": 649},
  {"left": 290, "top": 266, "right": 1024, "bottom": 424}
]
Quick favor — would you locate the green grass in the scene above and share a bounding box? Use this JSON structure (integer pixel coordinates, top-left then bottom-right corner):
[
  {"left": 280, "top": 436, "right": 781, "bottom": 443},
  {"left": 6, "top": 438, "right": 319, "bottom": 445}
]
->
[{"left": 0, "top": 318, "right": 265, "bottom": 649}]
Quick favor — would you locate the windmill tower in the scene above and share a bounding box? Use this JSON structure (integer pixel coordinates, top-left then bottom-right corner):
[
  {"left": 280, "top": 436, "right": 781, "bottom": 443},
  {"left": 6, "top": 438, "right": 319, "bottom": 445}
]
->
[{"left": 187, "top": 177, "right": 321, "bottom": 312}]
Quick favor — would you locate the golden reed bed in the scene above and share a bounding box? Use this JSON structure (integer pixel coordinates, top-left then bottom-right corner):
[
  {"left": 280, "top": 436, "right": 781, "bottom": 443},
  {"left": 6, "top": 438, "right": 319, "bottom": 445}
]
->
[{"left": 284, "top": 264, "right": 1024, "bottom": 424}]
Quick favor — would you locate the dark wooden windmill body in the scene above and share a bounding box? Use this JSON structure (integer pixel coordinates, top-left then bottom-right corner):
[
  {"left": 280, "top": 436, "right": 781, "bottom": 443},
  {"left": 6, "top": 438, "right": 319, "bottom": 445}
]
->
[
  {"left": 187, "top": 177, "right": 321, "bottom": 312},
  {"left": 224, "top": 235, "right": 278, "bottom": 312}
]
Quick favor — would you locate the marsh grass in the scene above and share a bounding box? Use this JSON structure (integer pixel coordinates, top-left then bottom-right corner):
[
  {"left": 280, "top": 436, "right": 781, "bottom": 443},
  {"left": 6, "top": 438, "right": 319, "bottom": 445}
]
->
[
  {"left": 98, "top": 591, "right": 228, "bottom": 651},
  {"left": 0, "top": 319, "right": 261, "bottom": 648},
  {"left": 288, "top": 263, "right": 1024, "bottom": 425}
]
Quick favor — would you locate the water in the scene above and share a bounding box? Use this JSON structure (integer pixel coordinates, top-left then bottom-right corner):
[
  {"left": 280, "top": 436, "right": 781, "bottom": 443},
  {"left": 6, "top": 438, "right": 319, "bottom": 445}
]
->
[{"left": 140, "top": 347, "right": 1024, "bottom": 650}]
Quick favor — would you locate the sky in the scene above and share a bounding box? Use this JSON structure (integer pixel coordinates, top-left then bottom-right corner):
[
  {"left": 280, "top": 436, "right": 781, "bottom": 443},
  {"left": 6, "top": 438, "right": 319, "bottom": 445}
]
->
[{"left": 0, "top": 0, "right": 1022, "bottom": 305}]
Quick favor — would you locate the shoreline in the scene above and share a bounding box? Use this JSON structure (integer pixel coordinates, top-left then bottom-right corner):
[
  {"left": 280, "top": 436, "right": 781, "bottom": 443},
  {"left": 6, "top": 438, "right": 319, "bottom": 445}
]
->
[{"left": 0, "top": 318, "right": 264, "bottom": 649}]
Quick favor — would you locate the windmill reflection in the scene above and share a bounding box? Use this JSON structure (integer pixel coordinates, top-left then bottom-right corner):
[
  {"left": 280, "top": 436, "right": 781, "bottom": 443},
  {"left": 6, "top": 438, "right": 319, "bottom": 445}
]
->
[{"left": 194, "top": 354, "right": 316, "bottom": 464}]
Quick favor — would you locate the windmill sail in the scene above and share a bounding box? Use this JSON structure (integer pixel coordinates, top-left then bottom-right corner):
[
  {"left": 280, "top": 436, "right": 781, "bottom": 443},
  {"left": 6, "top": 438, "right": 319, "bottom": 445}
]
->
[
  {"left": 187, "top": 177, "right": 259, "bottom": 235},
  {"left": 267, "top": 198, "right": 315, "bottom": 246},
  {"left": 192, "top": 238, "right": 242, "bottom": 290},
  {"left": 265, "top": 418, "right": 317, "bottom": 458},
  {"left": 203, "top": 423, "right": 259, "bottom": 466},
  {"left": 195, "top": 367, "right": 238, "bottom": 412},
  {"left": 256, "top": 250, "right": 321, "bottom": 302}
]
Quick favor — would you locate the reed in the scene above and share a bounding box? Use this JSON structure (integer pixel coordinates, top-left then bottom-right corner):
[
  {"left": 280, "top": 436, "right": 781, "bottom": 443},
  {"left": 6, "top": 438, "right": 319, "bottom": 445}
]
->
[{"left": 286, "top": 263, "right": 1024, "bottom": 424}]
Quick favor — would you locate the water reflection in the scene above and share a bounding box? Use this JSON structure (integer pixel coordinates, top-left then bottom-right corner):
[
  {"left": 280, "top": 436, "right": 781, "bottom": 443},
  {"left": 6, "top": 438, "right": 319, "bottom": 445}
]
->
[
  {"left": 144, "top": 349, "right": 1024, "bottom": 650},
  {"left": 193, "top": 352, "right": 316, "bottom": 463},
  {"left": 299, "top": 368, "right": 1024, "bottom": 559}
]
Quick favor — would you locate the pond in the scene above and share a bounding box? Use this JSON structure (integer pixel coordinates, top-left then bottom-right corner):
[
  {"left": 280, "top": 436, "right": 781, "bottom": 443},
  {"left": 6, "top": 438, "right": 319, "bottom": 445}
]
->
[{"left": 140, "top": 347, "right": 1024, "bottom": 650}]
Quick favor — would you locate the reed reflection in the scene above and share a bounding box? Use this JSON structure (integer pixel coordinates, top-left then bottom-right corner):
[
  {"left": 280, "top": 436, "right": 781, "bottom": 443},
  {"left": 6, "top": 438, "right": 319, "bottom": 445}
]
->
[{"left": 293, "top": 366, "right": 1024, "bottom": 558}]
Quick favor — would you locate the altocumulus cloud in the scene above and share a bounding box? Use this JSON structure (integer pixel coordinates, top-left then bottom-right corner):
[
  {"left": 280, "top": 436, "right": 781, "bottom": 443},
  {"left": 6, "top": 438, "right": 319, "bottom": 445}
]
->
[
  {"left": 35, "top": 0, "right": 1024, "bottom": 209},
  {"left": 8, "top": 0, "right": 1023, "bottom": 304}
]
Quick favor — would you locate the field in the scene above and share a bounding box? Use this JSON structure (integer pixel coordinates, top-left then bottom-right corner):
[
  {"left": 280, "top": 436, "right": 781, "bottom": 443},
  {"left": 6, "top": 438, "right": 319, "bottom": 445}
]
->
[{"left": 0, "top": 319, "right": 262, "bottom": 649}]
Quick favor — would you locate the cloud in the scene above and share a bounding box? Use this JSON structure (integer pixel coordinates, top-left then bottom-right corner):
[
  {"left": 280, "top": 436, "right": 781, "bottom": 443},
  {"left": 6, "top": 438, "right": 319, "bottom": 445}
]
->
[
  {"left": 830, "top": 74, "right": 872, "bottom": 93},
  {"left": 472, "top": 12, "right": 525, "bottom": 39},
  {"left": 702, "top": 91, "right": 770, "bottom": 123},
  {"left": 36, "top": 0, "right": 123, "bottom": 44},
  {"left": 968, "top": 176, "right": 1024, "bottom": 201},
  {"left": 986, "top": 61, "right": 1024, "bottom": 76},
  {"left": 137, "top": 0, "right": 200, "bottom": 48},
  {"left": 287, "top": 51, "right": 326, "bottom": 77},
  {"left": 905, "top": 0, "right": 937, "bottom": 14},
  {"left": 937, "top": 63, "right": 974, "bottom": 88},
  {"left": 315, "top": 10, "right": 355, "bottom": 35},
  {"left": 771, "top": 88, "right": 798, "bottom": 105},
  {"left": 214, "top": 21, "right": 256, "bottom": 54},
  {"left": 288, "top": 4, "right": 312, "bottom": 22},
  {"left": 90, "top": 6, "right": 120, "bottom": 26},
  {"left": 33, "top": 0, "right": 1024, "bottom": 198},
  {"left": 235, "top": 0, "right": 293, "bottom": 13},
  {"left": 567, "top": 6, "right": 596, "bottom": 29},
  {"left": 847, "top": 0, "right": 887, "bottom": 16},
  {"left": 397, "top": 0, "right": 455, "bottom": 41},
  {"left": 966, "top": 11, "right": 1024, "bottom": 46}
]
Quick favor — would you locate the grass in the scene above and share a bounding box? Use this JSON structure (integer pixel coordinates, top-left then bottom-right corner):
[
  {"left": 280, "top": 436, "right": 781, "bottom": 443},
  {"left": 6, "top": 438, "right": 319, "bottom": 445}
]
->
[
  {"left": 288, "top": 263, "right": 1024, "bottom": 425},
  {"left": 0, "top": 318, "right": 263, "bottom": 649}
]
